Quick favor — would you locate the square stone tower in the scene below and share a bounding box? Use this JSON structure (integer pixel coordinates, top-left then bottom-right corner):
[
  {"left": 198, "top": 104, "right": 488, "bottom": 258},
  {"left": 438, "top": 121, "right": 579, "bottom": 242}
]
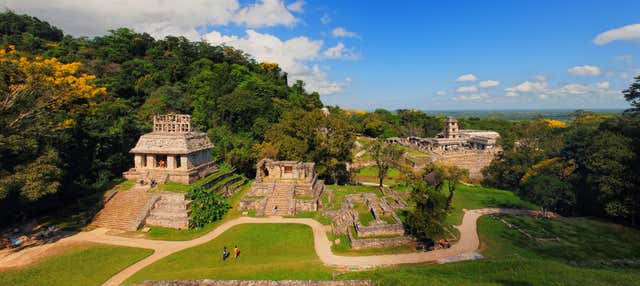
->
[
  {"left": 443, "top": 116, "right": 460, "bottom": 139},
  {"left": 123, "top": 114, "right": 217, "bottom": 184}
]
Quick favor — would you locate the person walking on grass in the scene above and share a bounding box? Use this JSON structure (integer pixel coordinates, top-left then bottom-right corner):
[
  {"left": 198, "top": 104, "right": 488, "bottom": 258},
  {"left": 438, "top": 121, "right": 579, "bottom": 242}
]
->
[
  {"left": 233, "top": 245, "right": 239, "bottom": 259},
  {"left": 222, "top": 246, "right": 228, "bottom": 261}
]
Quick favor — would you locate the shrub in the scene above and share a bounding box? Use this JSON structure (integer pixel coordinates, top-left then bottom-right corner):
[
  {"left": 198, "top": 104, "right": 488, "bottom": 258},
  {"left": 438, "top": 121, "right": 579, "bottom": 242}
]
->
[{"left": 186, "top": 187, "right": 230, "bottom": 229}]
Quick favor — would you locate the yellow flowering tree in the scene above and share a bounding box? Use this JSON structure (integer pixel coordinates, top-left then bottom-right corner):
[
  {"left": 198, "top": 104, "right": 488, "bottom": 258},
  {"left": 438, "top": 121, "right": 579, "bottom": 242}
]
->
[
  {"left": 0, "top": 47, "right": 105, "bottom": 202},
  {"left": 540, "top": 119, "right": 568, "bottom": 128},
  {"left": 1, "top": 46, "right": 105, "bottom": 132}
]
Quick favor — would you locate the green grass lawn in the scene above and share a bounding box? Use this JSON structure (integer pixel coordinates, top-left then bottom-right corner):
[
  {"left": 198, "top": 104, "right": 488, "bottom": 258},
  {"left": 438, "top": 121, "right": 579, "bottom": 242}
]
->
[
  {"left": 445, "top": 183, "right": 537, "bottom": 226},
  {"left": 158, "top": 181, "right": 192, "bottom": 193},
  {"left": 118, "top": 179, "right": 136, "bottom": 191},
  {"left": 354, "top": 202, "right": 375, "bottom": 226},
  {"left": 479, "top": 215, "right": 640, "bottom": 262},
  {"left": 339, "top": 214, "right": 640, "bottom": 285},
  {"left": 355, "top": 166, "right": 403, "bottom": 185},
  {"left": 0, "top": 243, "right": 153, "bottom": 286},
  {"left": 126, "top": 224, "right": 332, "bottom": 283},
  {"left": 396, "top": 144, "right": 430, "bottom": 158},
  {"left": 338, "top": 258, "right": 640, "bottom": 286},
  {"left": 285, "top": 211, "right": 332, "bottom": 225}
]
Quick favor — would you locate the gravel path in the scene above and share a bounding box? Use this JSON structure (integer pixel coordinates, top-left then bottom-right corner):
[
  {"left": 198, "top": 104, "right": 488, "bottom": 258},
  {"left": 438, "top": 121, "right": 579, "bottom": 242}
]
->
[{"left": 0, "top": 208, "right": 539, "bottom": 286}]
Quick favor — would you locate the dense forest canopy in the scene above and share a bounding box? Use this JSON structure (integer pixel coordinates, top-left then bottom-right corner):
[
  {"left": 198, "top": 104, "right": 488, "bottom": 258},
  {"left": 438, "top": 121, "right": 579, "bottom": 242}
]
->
[{"left": 0, "top": 11, "right": 344, "bottom": 224}]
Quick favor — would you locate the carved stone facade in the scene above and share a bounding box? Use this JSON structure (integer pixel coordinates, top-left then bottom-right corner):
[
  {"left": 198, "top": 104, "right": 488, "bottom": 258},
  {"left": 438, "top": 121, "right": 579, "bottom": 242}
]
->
[
  {"left": 123, "top": 114, "right": 217, "bottom": 184},
  {"left": 240, "top": 159, "right": 325, "bottom": 216},
  {"left": 255, "top": 159, "right": 316, "bottom": 183}
]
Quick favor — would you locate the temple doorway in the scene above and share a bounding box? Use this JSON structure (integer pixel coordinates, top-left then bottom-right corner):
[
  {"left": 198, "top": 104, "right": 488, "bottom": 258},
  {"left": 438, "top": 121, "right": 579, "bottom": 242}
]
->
[{"left": 156, "top": 154, "right": 167, "bottom": 168}]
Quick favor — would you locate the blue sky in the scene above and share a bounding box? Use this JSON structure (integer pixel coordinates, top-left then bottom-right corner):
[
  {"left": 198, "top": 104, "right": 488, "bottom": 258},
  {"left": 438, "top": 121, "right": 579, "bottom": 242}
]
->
[{"left": 6, "top": 0, "right": 640, "bottom": 110}]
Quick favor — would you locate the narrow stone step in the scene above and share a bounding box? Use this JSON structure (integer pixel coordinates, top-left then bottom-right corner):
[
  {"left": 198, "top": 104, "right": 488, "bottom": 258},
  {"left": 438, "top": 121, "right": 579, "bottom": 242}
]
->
[
  {"left": 154, "top": 201, "right": 191, "bottom": 211},
  {"left": 150, "top": 209, "right": 191, "bottom": 218},
  {"left": 146, "top": 215, "right": 189, "bottom": 229}
]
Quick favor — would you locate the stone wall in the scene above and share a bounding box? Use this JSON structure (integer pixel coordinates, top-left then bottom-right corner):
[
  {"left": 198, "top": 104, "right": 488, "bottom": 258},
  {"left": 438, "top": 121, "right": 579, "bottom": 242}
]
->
[
  {"left": 238, "top": 197, "right": 267, "bottom": 213},
  {"left": 329, "top": 209, "right": 356, "bottom": 235},
  {"left": 294, "top": 199, "right": 318, "bottom": 212},
  {"left": 347, "top": 228, "right": 415, "bottom": 250},
  {"left": 136, "top": 280, "right": 372, "bottom": 286},
  {"left": 355, "top": 221, "right": 404, "bottom": 237},
  {"left": 245, "top": 182, "right": 274, "bottom": 197},
  {"left": 431, "top": 151, "right": 495, "bottom": 180},
  {"left": 145, "top": 193, "right": 190, "bottom": 229},
  {"left": 130, "top": 194, "right": 160, "bottom": 230}
]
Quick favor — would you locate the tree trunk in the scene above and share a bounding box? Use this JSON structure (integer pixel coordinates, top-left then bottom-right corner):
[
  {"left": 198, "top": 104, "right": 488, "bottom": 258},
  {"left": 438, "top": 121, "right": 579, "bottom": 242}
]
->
[{"left": 446, "top": 182, "right": 455, "bottom": 211}]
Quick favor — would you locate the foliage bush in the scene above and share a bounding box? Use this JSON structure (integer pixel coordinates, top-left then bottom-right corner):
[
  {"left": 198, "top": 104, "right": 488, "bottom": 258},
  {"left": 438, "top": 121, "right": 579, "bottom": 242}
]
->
[
  {"left": 186, "top": 187, "right": 230, "bottom": 229},
  {"left": 405, "top": 182, "right": 448, "bottom": 240}
]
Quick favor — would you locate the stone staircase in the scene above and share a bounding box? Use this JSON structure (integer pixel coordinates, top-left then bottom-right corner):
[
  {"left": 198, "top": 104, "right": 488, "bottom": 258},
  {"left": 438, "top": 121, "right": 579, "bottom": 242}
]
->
[
  {"left": 91, "top": 185, "right": 157, "bottom": 231},
  {"left": 145, "top": 192, "right": 191, "bottom": 229},
  {"left": 149, "top": 172, "right": 169, "bottom": 184},
  {"left": 264, "top": 183, "right": 295, "bottom": 216}
]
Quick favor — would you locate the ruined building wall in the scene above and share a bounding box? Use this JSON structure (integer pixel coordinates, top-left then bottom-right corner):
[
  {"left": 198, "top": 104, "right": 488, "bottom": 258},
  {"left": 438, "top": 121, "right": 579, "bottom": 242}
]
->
[{"left": 431, "top": 151, "right": 496, "bottom": 180}]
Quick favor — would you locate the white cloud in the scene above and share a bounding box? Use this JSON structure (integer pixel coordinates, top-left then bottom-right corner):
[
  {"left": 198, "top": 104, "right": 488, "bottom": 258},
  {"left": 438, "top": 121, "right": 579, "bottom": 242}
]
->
[
  {"left": 503, "top": 78, "right": 548, "bottom": 97},
  {"left": 286, "top": 1, "right": 304, "bottom": 13},
  {"left": 456, "top": 74, "right": 477, "bottom": 82},
  {"left": 233, "top": 0, "right": 298, "bottom": 28},
  {"left": 554, "top": 84, "right": 591, "bottom": 95},
  {"left": 456, "top": 93, "right": 488, "bottom": 101},
  {"left": 505, "top": 89, "right": 518, "bottom": 97},
  {"left": 332, "top": 27, "right": 360, "bottom": 38},
  {"left": 322, "top": 42, "right": 360, "bottom": 60},
  {"left": 435, "top": 90, "right": 447, "bottom": 96},
  {"left": 320, "top": 13, "right": 331, "bottom": 25},
  {"left": 478, "top": 80, "right": 500, "bottom": 88},
  {"left": 204, "top": 29, "right": 348, "bottom": 95},
  {"left": 511, "top": 80, "right": 547, "bottom": 93},
  {"left": 596, "top": 81, "right": 610, "bottom": 89},
  {"left": 568, "top": 65, "right": 601, "bottom": 76},
  {"left": 303, "top": 64, "right": 352, "bottom": 95},
  {"left": 551, "top": 82, "right": 617, "bottom": 96},
  {"left": 456, "top": 85, "right": 478, "bottom": 93},
  {"left": 594, "top": 23, "right": 640, "bottom": 45},
  {"left": 4, "top": 0, "right": 299, "bottom": 39},
  {"left": 504, "top": 77, "right": 616, "bottom": 99}
]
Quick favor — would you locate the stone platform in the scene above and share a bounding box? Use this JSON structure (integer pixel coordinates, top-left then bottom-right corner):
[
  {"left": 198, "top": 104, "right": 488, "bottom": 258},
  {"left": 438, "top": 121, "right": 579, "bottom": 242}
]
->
[{"left": 145, "top": 192, "right": 191, "bottom": 229}]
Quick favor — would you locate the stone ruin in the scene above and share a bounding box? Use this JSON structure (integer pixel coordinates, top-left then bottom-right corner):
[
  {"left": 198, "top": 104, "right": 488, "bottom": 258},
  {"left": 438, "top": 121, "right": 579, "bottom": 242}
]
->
[
  {"left": 123, "top": 114, "right": 217, "bottom": 184},
  {"left": 323, "top": 187, "right": 415, "bottom": 250},
  {"left": 239, "top": 159, "right": 326, "bottom": 216},
  {"left": 386, "top": 116, "right": 501, "bottom": 179},
  {"left": 387, "top": 116, "right": 500, "bottom": 152}
]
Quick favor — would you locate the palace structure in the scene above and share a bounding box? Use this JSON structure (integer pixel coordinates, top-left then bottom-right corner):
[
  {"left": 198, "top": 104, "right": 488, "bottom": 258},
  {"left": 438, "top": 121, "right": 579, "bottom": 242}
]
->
[
  {"left": 123, "top": 114, "right": 217, "bottom": 184},
  {"left": 387, "top": 116, "right": 499, "bottom": 152},
  {"left": 386, "top": 116, "right": 500, "bottom": 179}
]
